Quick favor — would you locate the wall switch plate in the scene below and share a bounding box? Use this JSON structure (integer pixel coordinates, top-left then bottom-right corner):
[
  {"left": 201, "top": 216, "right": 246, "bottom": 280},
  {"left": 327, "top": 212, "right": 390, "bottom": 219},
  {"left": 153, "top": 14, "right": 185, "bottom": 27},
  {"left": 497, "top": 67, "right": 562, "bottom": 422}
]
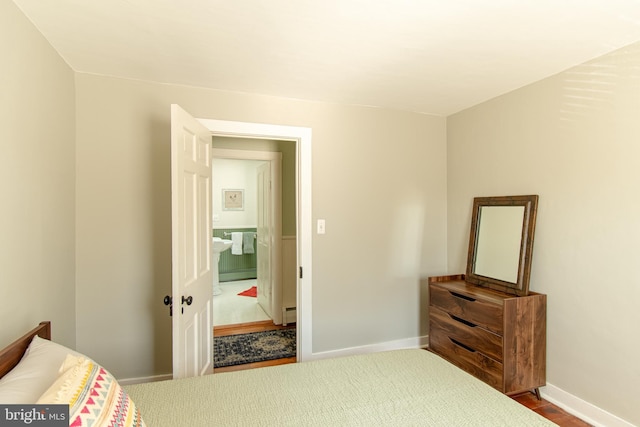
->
[
  {"left": 213, "top": 214, "right": 220, "bottom": 222},
  {"left": 317, "top": 219, "right": 326, "bottom": 234}
]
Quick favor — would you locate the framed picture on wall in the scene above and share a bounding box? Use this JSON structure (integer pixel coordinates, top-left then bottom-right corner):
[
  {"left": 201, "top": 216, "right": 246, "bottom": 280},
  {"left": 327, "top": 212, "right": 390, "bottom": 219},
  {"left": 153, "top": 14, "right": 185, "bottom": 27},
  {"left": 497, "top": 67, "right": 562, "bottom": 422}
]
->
[{"left": 222, "top": 189, "right": 244, "bottom": 211}]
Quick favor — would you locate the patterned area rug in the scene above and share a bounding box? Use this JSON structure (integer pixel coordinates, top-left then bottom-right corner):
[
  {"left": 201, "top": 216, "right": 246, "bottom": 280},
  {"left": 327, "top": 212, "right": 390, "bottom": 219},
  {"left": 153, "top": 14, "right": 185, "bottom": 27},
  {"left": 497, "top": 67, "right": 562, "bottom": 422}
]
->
[{"left": 214, "top": 329, "right": 296, "bottom": 368}]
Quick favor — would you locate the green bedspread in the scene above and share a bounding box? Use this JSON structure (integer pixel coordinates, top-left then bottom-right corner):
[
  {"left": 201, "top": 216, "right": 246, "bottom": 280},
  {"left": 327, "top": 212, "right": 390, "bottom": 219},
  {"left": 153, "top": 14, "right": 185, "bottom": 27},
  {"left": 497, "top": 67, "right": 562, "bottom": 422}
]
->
[{"left": 125, "top": 349, "right": 555, "bottom": 426}]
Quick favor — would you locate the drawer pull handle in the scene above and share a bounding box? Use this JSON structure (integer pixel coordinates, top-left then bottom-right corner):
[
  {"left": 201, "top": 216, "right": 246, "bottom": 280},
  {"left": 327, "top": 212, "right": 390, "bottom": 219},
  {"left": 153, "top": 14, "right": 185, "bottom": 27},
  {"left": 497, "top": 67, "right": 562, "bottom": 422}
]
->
[
  {"left": 450, "top": 291, "right": 476, "bottom": 302},
  {"left": 450, "top": 338, "right": 476, "bottom": 353},
  {"left": 450, "top": 314, "right": 477, "bottom": 328}
]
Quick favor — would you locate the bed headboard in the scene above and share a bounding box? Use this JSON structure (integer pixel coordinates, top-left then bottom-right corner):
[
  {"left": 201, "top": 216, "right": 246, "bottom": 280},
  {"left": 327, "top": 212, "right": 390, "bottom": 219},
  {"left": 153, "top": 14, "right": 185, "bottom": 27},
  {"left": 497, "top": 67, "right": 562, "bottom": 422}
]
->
[{"left": 0, "top": 321, "right": 51, "bottom": 379}]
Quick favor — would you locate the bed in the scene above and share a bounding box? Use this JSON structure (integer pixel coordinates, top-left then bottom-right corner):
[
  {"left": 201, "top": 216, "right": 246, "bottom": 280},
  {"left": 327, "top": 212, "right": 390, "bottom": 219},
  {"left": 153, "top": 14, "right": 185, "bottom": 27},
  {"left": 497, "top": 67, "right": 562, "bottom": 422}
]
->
[{"left": 0, "top": 322, "right": 556, "bottom": 426}]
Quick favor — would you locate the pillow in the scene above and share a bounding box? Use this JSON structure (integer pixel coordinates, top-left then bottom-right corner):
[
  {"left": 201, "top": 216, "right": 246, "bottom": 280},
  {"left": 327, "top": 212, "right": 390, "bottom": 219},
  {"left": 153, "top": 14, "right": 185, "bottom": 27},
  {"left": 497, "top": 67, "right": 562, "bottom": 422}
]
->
[
  {"left": 38, "top": 355, "right": 145, "bottom": 427},
  {"left": 0, "top": 335, "right": 81, "bottom": 403}
]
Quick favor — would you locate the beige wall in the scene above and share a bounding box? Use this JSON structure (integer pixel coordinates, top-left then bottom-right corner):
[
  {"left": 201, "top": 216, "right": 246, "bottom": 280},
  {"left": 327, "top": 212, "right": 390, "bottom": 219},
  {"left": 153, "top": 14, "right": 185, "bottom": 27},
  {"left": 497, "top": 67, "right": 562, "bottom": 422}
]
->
[
  {"left": 0, "top": 1, "right": 76, "bottom": 349},
  {"left": 447, "top": 42, "right": 640, "bottom": 426},
  {"left": 74, "top": 73, "right": 448, "bottom": 378}
]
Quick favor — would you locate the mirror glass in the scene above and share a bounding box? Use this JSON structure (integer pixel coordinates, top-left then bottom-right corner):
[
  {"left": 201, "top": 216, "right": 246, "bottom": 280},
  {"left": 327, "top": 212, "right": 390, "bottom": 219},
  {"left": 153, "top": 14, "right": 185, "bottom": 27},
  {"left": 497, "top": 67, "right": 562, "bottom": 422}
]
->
[
  {"left": 466, "top": 195, "right": 538, "bottom": 296},
  {"left": 473, "top": 206, "right": 525, "bottom": 283}
]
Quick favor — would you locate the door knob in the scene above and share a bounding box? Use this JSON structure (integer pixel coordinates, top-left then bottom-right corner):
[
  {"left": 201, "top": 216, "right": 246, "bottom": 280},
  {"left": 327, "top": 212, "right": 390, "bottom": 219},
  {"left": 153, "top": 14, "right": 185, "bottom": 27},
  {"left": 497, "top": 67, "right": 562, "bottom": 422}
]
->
[
  {"left": 182, "top": 295, "right": 193, "bottom": 305},
  {"left": 163, "top": 295, "right": 172, "bottom": 316}
]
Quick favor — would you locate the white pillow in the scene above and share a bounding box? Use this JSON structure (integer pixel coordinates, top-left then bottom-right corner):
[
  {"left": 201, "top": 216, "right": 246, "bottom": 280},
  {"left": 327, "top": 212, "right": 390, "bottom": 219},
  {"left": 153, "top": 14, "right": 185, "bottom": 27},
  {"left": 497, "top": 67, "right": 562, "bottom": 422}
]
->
[{"left": 0, "top": 335, "right": 81, "bottom": 404}]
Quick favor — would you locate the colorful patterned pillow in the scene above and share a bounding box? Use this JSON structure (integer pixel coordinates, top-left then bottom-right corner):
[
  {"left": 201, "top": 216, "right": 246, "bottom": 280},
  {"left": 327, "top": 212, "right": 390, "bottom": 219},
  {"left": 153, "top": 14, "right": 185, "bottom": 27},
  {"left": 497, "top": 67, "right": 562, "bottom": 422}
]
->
[{"left": 37, "top": 355, "right": 145, "bottom": 427}]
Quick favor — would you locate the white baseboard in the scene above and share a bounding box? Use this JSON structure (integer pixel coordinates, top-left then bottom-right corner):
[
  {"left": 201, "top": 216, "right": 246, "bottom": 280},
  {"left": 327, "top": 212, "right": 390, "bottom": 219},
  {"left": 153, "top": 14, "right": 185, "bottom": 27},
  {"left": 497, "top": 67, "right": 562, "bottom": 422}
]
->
[
  {"left": 282, "top": 307, "right": 296, "bottom": 326},
  {"left": 118, "top": 373, "right": 172, "bottom": 386},
  {"left": 541, "top": 384, "right": 635, "bottom": 427},
  {"left": 308, "top": 335, "right": 429, "bottom": 361}
]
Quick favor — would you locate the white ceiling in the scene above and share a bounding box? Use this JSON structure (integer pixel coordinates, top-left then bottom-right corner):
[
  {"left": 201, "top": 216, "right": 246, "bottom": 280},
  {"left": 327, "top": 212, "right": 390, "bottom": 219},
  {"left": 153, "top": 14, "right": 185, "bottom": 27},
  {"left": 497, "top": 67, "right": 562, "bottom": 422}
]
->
[{"left": 12, "top": 0, "right": 640, "bottom": 116}]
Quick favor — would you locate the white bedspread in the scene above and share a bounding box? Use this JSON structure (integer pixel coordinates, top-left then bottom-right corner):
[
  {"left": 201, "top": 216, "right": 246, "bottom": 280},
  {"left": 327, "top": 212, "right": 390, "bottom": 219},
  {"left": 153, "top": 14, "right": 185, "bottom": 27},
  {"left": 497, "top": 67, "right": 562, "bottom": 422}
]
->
[{"left": 125, "top": 349, "right": 555, "bottom": 426}]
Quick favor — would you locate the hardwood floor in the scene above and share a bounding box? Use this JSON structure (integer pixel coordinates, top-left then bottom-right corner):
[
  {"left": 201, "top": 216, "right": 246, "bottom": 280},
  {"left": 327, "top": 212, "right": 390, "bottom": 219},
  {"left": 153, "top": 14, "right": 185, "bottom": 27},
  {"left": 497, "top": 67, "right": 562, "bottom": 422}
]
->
[
  {"left": 213, "top": 321, "right": 589, "bottom": 426},
  {"left": 513, "top": 392, "right": 592, "bottom": 426},
  {"left": 213, "top": 319, "right": 295, "bottom": 337}
]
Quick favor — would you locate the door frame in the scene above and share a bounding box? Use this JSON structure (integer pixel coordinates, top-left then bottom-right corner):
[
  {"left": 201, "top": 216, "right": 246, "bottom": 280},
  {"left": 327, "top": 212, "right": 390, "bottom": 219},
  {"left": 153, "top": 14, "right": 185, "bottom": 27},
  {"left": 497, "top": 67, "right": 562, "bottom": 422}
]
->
[
  {"left": 211, "top": 148, "right": 283, "bottom": 324},
  {"left": 198, "top": 118, "right": 312, "bottom": 361}
]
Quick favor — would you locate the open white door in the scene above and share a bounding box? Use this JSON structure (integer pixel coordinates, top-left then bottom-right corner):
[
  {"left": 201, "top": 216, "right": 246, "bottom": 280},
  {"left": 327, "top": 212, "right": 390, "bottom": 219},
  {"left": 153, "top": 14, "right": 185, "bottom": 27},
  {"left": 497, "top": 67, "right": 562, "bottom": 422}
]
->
[
  {"left": 171, "top": 104, "right": 213, "bottom": 378},
  {"left": 256, "top": 161, "right": 272, "bottom": 319}
]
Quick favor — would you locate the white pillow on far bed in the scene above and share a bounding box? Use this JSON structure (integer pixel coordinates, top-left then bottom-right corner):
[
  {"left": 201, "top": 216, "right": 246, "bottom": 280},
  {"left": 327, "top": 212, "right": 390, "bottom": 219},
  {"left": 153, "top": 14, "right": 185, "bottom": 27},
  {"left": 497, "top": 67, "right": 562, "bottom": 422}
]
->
[{"left": 0, "top": 335, "right": 81, "bottom": 404}]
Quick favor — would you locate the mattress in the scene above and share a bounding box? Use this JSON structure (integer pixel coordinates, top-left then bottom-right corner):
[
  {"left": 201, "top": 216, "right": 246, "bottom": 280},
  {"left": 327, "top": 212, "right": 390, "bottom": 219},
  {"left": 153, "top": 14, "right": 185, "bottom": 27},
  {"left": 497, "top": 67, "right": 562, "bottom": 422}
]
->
[{"left": 125, "top": 349, "right": 555, "bottom": 426}]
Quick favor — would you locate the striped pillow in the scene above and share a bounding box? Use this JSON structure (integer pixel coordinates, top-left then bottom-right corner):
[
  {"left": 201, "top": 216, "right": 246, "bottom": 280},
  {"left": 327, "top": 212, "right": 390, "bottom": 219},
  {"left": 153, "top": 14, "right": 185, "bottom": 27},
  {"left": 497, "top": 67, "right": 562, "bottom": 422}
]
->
[{"left": 38, "top": 355, "right": 145, "bottom": 427}]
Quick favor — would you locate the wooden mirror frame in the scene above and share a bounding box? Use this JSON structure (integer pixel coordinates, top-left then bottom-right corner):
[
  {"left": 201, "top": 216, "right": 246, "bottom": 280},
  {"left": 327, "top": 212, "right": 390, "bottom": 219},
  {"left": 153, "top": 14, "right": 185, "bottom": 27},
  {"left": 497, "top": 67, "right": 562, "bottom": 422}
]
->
[{"left": 466, "top": 195, "right": 538, "bottom": 296}]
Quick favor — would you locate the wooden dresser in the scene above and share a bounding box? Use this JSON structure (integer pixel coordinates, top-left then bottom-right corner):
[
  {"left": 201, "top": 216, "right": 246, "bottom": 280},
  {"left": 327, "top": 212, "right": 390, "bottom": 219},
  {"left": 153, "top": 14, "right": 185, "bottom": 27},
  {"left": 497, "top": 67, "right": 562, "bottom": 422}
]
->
[{"left": 428, "top": 274, "right": 546, "bottom": 396}]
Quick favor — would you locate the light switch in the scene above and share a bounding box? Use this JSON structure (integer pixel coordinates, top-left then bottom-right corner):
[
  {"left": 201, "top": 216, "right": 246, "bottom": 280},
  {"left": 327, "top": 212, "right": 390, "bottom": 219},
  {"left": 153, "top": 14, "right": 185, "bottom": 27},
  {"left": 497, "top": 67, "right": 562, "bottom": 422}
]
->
[
  {"left": 213, "top": 214, "right": 220, "bottom": 222},
  {"left": 317, "top": 219, "right": 326, "bottom": 234}
]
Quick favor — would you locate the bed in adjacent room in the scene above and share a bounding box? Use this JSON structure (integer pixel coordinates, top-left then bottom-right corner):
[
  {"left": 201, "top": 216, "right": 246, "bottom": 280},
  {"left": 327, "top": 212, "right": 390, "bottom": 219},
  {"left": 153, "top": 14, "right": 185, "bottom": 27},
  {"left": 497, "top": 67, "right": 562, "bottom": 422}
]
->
[{"left": 0, "top": 322, "right": 555, "bottom": 426}]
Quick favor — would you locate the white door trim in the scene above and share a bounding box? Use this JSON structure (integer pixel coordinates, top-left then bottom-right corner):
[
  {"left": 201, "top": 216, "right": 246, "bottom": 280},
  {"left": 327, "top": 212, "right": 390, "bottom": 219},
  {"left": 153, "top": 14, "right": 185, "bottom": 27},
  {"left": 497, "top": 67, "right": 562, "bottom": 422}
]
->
[{"left": 199, "top": 118, "right": 312, "bottom": 362}]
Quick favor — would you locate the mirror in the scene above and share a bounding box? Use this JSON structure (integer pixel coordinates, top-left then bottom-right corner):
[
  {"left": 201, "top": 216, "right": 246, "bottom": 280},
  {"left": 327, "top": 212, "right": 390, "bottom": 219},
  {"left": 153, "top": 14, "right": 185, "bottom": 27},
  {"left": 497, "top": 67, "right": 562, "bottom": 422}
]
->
[{"left": 466, "top": 195, "right": 538, "bottom": 296}]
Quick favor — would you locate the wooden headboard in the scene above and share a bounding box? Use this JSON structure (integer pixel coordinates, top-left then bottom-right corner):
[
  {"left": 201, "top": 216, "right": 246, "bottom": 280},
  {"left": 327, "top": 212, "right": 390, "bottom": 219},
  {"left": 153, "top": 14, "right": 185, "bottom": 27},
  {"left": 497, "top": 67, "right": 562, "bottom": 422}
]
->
[{"left": 0, "top": 321, "right": 51, "bottom": 379}]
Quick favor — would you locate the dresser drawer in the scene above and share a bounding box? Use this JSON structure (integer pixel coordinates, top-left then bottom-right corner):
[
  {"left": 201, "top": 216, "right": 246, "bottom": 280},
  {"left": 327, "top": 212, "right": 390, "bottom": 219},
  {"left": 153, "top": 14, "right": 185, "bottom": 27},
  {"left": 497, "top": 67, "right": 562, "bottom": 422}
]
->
[
  {"left": 429, "top": 306, "right": 503, "bottom": 362},
  {"left": 430, "top": 284, "right": 503, "bottom": 334},
  {"left": 429, "top": 329, "right": 503, "bottom": 391}
]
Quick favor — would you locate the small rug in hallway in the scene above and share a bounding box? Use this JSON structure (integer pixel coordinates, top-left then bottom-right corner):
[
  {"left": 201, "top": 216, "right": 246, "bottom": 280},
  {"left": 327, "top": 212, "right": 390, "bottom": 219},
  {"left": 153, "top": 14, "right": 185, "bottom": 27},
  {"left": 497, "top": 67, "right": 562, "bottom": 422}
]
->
[
  {"left": 214, "top": 329, "right": 296, "bottom": 368},
  {"left": 237, "top": 286, "right": 257, "bottom": 297}
]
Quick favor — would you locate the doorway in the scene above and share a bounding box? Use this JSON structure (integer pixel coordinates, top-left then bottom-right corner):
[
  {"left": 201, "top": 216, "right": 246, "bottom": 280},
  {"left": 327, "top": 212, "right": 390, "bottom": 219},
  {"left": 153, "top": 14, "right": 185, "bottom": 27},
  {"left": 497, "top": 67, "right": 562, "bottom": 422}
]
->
[
  {"left": 211, "top": 142, "right": 288, "bottom": 327},
  {"left": 170, "top": 107, "right": 312, "bottom": 378},
  {"left": 197, "top": 117, "right": 313, "bottom": 362}
]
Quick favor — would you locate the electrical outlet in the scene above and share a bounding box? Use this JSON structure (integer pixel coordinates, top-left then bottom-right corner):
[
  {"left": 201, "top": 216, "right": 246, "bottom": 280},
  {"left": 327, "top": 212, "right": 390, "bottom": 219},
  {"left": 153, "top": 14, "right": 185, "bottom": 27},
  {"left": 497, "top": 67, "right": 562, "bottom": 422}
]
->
[{"left": 317, "top": 219, "right": 326, "bottom": 234}]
